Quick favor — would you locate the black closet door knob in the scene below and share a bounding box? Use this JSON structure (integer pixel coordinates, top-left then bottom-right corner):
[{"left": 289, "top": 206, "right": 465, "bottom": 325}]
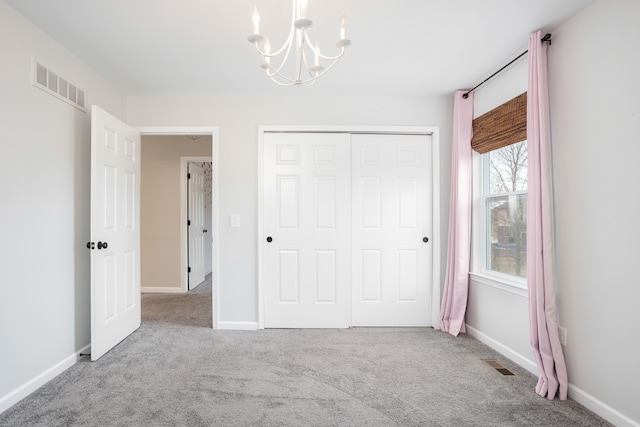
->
[
  {"left": 97, "top": 241, "right": 108, "bottom": 250},
  {"left": 422, "top": 237, "right": 429, "bottom": 243},
  {"left": 266, "top": 236, "right": 273, "bottom": 243}
]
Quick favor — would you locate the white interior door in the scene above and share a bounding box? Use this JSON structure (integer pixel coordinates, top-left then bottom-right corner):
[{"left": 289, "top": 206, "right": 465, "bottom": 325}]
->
[
  {"left": 263, "top": 132, "right": 351, "bottom": 328},
  {"left": 90, "top": 106, "right": 141, "bottom": 361},
  {"left": 188, "top": 162, "right": 206, "bottom": 289},
  {"left": 351, "top": 134, "right": 433, "bottom": 326}
]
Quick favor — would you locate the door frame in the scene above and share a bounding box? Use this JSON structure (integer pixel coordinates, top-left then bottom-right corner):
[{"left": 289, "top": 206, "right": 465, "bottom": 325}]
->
[
  {"left": 257, "top": 125, "right": 441, "bottom": 330},
  {"left": 138, "top": 126, "right": 220, "bottom": 329}
]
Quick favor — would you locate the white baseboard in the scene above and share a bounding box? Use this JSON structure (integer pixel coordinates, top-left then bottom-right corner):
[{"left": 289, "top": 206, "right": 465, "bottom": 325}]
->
[
  {"left": 217, "top": 321, "right": 259, "bottom": 331},
  {"left": 0, "top": 343, "right": 90, "bottom": 414},
  {"left": 141, "top": 286, "right": 184, "bottom": 294},
  {"left": 569, "top": 384, "right": 639, "bottom": 427},
  {"left": 466, "top": 325, "right": 639, "bottom": 427},
  {"left": 465, "top": 325, "right": 539, "bottom": 376}
]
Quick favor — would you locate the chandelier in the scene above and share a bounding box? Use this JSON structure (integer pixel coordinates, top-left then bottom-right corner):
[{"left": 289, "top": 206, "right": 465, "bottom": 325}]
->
[{"left": 247, "top": 0, "right": 351, "bottom": 87}]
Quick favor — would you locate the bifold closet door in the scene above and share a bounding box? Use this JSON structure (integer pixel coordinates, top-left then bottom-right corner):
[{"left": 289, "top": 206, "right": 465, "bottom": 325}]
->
[
  {"left": 263, "top": 132, "right": 352, "bottom": 328},
  {"left": 351, "top": 134, "right": 433, "bottom": 326}
]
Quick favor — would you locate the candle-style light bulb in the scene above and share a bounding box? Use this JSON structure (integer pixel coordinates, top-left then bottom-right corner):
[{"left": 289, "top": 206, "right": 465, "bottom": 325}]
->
[
  {"left": 264, "top": 37, "right": 271, "bottom": 63},
  {"left": 300, "top": 0, "right": 308, "bottom": 19},
  {"left": 340, "top": 14, "right": 346, "bottom": 40},
  {"left": 252, "top": 7, "right": 260, "bottom": 35},
  {"left": 314, "top": 42, "right": 320, "bottom": 67}
]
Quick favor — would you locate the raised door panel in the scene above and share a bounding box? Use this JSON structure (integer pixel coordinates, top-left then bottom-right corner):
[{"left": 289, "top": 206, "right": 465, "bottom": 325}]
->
[
  {"left": 90, "top": 106, "right": 140, "bottom": 361},
  {"left": 351, "top": 134, "right": 432, "bottom": 327},
  {"left": 264, "top": 132, "right": 351, "bottom": 328}
]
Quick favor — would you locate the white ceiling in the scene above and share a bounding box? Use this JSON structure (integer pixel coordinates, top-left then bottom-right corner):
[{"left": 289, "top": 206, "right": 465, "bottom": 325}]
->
[{"left": 5, "top": 0, "right": 594, "bottom": 97}]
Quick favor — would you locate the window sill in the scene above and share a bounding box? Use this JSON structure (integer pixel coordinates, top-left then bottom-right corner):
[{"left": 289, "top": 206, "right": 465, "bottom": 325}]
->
[{"left": 469, "top": 271, "right": 528, "bottom": 298}]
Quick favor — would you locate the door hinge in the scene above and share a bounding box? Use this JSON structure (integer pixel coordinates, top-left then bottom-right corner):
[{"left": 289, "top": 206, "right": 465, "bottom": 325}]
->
[
  {"left": 188, "top": 267, "right": 192, "bottom": 273},
  {"left": 187, "top": 173, "right": 191, "bottom": 179},
  {"left": 188, "top": 220, "right": 191, "bottom": 226}
]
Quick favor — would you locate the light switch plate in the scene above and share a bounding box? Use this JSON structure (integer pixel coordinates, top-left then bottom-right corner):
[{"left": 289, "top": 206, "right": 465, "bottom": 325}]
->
[{"left": 230, "top": 214, "right": 240, "bottom": 228}]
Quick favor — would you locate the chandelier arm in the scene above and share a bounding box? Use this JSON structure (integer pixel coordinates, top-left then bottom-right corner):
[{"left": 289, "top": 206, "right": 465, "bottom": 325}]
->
[
  {"left": 303, "top": 36, "right": 345, "bottom": 61},
  {"left": 302, "top": 51, "right": 315, "bottom": 78},
  {"left": 295, "top": 31, "right": 303, "bottom": 81},
  {"left": 296, "top": 54, "right": 344, "bottom": 85},
  {"left": 266, "top": 65, "right": 299, "bottom": 84},
  {"left": 254, "top": 26, "right": 295, "bottom": 58},
  {"left": 266, "top": 60, "right": 303, "bottom": 85},
  {"left": 317, "top": 47, "right": 346, "bottom": 61},
  {"left": 266, "top": 33, "right": 297, "bottom": 80},
  {"left": 266, "top": 77, "right": 298, "bottom": 86},
  {"left": 299, "top": 32, "right": 312, "bottom": 81}
]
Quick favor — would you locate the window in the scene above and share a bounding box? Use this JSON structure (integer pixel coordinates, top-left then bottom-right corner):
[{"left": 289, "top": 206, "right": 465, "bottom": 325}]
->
[{"left": 482, "top": 140, "right": 527, "bottom": 279}]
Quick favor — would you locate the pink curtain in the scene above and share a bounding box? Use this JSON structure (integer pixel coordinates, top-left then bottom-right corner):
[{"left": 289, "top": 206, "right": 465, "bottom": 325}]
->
[
  {"left": 440, "top": 90, "right": 474, "bottom": 336},
  {"left": 527, "top": 30, "right": 568, "bottom": 400}
]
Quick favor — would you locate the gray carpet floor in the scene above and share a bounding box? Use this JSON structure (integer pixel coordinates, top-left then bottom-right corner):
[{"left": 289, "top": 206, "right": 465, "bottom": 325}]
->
[{"left": 0, "top": 276, "right": 610, "bottom": 426}]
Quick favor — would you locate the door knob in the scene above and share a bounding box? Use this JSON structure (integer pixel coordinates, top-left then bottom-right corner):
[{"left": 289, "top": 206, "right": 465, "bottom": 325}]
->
[
  {"left": 86, "top": 242, "right": 95, "bottom": 250},
  {"left": 203, "top": 229, "right": 208, "bottom": 233},
  {"left": 97, "top": 241, "right": 108, "bottom": 250},
  {"left": 266, "top": 236, "right": 273, "bottom": 243},
  {"left": 422, "top": 237, "right": 429, "bottom": 243}
]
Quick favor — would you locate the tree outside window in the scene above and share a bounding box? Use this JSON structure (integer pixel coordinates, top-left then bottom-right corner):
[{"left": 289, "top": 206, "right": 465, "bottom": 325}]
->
[{"left": 485, "top": 141, "right": 527, "bottom": 278}]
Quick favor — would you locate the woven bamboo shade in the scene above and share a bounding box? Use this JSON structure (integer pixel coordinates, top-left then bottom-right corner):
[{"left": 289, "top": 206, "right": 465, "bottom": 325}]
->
[{"left": 472, "top": 92, "right": 527, "bottom": 154}]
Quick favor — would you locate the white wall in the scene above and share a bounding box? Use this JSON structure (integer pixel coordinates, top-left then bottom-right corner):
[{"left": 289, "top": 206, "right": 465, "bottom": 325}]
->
[
  {"left": 549, "top": 0, "right": 640, "bottom": 424},
  {"left": 127, "top": 95, "right": 453, "bottom": 324},
  {"left": 141, "top": 135, "right": 212, "bottom": 291},
  {"left": 466, "top": 0, "right": 640, "bottom": 425},
  {"left": 0, "top": 1, "right": 127, "bottom": 411}
]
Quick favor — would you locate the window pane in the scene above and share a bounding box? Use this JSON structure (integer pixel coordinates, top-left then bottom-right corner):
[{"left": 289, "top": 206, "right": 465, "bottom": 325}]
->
[
  {"left": 488, "top": 141, "right": 527, "bottom": 194},
  {"left": 486, "top": 194, "right": 527, "bottom": 278}
]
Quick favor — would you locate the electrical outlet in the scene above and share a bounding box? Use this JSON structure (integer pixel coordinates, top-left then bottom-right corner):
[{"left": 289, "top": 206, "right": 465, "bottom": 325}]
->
[{"left": 558, "top": 326, "right": 567, "bottom": 346}]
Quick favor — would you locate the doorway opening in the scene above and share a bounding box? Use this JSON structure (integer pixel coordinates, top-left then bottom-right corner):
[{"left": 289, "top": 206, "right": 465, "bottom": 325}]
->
[{"left": 139, "top": 128, "right": 219, "bottom": 329}]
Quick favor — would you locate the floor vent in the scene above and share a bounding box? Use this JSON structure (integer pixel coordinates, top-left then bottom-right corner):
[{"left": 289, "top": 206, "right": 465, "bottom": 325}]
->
[
  {"left": 483, "top": 359, "right": 515, "bottom": 376},
  {"left": 32, "top": 58, "right": 87, "bottom": 112}
]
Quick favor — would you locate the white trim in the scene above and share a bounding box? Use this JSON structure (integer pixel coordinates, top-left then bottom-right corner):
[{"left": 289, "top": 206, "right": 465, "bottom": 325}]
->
[
  {"left": 257, "top": 129, "right": 266, "bottom": 329},
  {"left": 469, "top": 272, "right": 528, "bottom": 298},
  {"left": 468, "top": 321, "right": 640, "bottom": 427},
  {"left": 218, "top": 321, "right": 260, "bottom": 331},
  {"left": 431, "top": 128, "right": 441, "bottom": 328},
  {"left": 137, "top": 126, "right": 215, "bottom": 135},
  {"left": 257, "top": 125, "right": 441, "bottom": 329},
  {"left": 465, "top": 325, "right": 538, "bottom": 376},
  {"left": 0, "top": 344, "right": 90, "bottom": 414},
  {"left": 568, "top": 385, "right": 640, "bottom": 427},
  {"left": 258, "top": 125, "right": 436, "bottom": 135},
  {"left": 211, "top": 129, "right": 220, "bottom": 330},
  {"left": 141, "top": 286, "right": 184, "bottom": 294},
  {"left": 138, "top": 126, "right": 220, "bottom": 329},
  {"left": 471, "top": 148, "right": 528, "bottom": 290}
]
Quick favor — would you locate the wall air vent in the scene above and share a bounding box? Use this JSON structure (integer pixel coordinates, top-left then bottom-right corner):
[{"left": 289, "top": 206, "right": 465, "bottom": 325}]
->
[{"left": 32, "top": 59, "right": 87, "bottom": 112}]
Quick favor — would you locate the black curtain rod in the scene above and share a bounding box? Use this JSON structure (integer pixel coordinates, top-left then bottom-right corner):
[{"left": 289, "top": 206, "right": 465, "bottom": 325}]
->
[{"left": 462, "top": 33, "right": 551, "bottom": 99}]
